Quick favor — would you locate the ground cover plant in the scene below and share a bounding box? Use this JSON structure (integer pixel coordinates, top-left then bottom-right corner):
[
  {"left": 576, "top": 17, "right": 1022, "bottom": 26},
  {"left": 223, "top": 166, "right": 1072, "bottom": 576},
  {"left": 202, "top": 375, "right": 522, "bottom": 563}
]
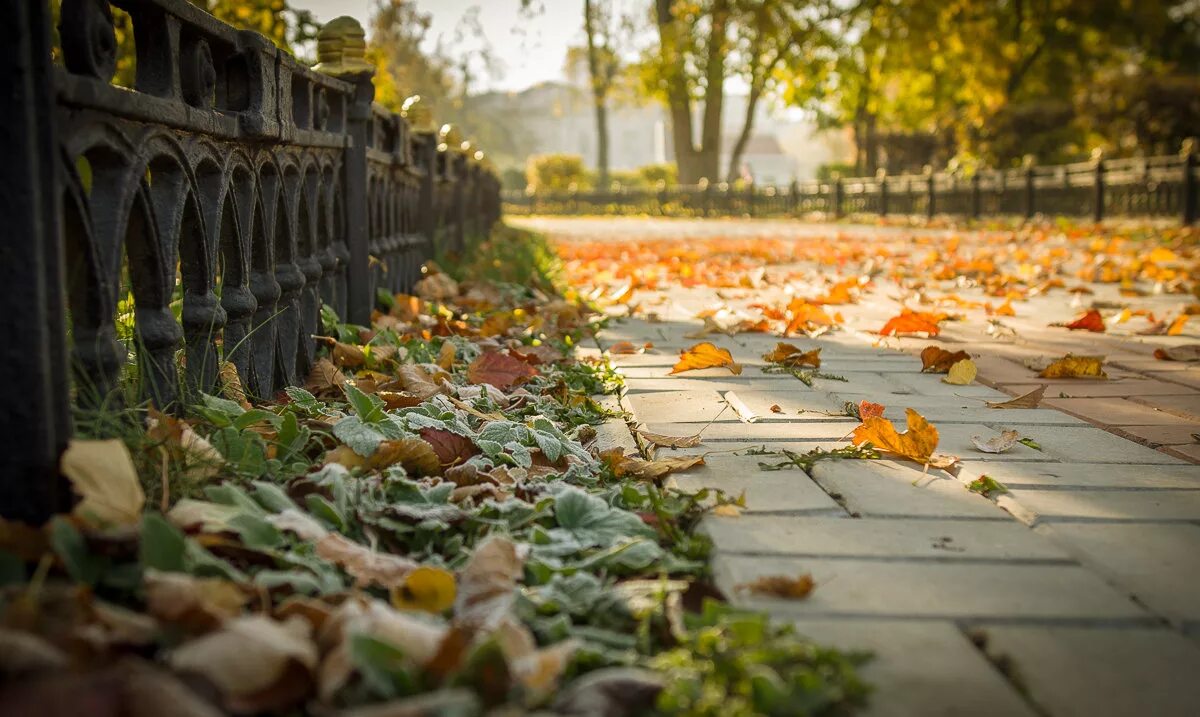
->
[{"left": 0, "top": 225, "right": 869, "bottom": 716}]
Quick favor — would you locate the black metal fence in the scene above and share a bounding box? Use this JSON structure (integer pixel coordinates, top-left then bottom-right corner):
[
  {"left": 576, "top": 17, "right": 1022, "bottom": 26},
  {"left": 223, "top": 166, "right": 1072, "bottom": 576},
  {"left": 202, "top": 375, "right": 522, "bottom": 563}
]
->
[
  {"left": 1, "top": 1, "right": 501, "bottom": 522},
  {"left": 505, "top": 147, "right": 1198, "bottom": 225}
]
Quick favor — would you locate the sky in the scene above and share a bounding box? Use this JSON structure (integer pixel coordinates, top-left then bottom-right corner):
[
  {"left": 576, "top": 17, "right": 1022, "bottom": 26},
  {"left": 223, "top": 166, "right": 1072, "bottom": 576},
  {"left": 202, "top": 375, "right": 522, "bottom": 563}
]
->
[{"left": 291, "top": 0, "right": 585, "bottom": 92}]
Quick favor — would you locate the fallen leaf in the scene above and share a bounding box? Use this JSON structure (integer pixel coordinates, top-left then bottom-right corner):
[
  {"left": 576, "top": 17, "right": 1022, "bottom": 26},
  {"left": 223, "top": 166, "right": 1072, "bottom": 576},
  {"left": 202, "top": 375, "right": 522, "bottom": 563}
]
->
[
  {"left": 986, "top": 385, "right": 1047, "bottom": 409},
  {"left": 305, "top": 358, "right": 346, "bottom": 397},
  {"left": 971, "top": 429, "right": 1020, "bottom": 454},
  {"left": 144, "top": 569, "right": 249, "bottom": 633},
  {"left": 942, "top": 359, "right": 977, "bottom": 385},
  {"left": 711, "top": 504, "right": 741, "bottom": 517},
  {"left": 455, "top": 535, "right": 526, "bottom": 629},
  {"left": 1168, "top": 314, "right": 1190, "bottom": 336},
  {"left": 1154, "top": 345, "right": 1200, "bottom": 362},
  {"left": 315, "top": 532, "right": 419, "bottom": 589},
  {"left": 60, "top": 439, "right": 146, "bottom": 529},
  {"left": 1038, "top": 354, "right": 1107, "bottom": 379},
  {"left": 413, "top": 272, "right": 459, "bottom": 301},
  {"left": 1063, "top": 309, "right": 1105, "bottom": 332},
  {"left": 769, "top": 404, "right": 783, "bottom": 414},
  {"left": 735, "top": 574, "right": 815, "bottom": 599},
  {"left": 785, "top": 300, "right": 835, "bottom": 335},
  {"left": 146, "top": 409, "right": 224, "bottom": 483},
  {"left": 436, "top": 341, "right": 457, "bottom": 369},
  {"left": 858, "top": 400, "right": 885, "bottom": 420},
  {"left": 879, "top": 311, "right": 941, "bottom": 336},
  {"left": 371, "top": 437, "right": 442, "bottom": 475},
  {"left": 607, "top": 341, "right": 642, "bottom": 355},
  {"left": 467, "top": 351, "right": 539, "bottom": 390},
  {"left": 396, "top": 364, "right": 447, "bottom": 399},
  {"left": 219, "top": 361, "right": 251, "bottom": 409},
  {"left": 851, "top": 408, "right": 939, "bottom": 465},
  {"left": 331, "top": 340, "right": 367, "bottom": 368},
  {"left": 168, "top": 615, "right": 317, "bottom": 714},
  {"left": 670, "top": 342, "right": 742, "bottom": 375},
  {"left": 967, "top": 475, "right": 1008, "bottom": 497},
  {"left": 602, "top": 452, "right": 705, "bottom": 481},
  {"left": 636, "top": 431, "right": 702, "bottom": 449},
  {"left": 920, "top": 346, "right": 971, "bottom": 373},
  {"left": 391, "top": 565, "right": 457, "bottom": 614},
  {"left": 762, "top": 343, "right": 821, "bottom": 368}
]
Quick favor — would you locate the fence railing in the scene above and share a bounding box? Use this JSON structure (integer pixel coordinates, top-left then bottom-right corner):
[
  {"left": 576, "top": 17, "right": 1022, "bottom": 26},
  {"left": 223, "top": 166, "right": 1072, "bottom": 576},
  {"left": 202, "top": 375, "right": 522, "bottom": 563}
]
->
[
  {"left": 1, "top": 1, "right": 501, "bottom": 523},
  {"left": 505, "top": 146, "right": 1198, "bottom": 225}
]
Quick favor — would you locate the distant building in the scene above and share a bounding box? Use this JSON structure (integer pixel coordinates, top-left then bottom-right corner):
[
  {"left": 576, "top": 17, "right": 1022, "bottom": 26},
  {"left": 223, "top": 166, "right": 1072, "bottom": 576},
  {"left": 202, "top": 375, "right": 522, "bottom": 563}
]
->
[{"left": 471, "top": 82, "right": 847, "bottom": 184}]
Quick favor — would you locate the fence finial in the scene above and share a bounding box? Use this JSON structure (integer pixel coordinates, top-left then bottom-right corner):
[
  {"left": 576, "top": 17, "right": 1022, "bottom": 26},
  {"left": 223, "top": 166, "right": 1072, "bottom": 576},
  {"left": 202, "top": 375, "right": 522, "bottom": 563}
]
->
[
  {"left": 314, "top": 16, "right": 373, "bottom": 76},
  {"left": 402, "top": 95, "right": 436, "bottom": 132}
]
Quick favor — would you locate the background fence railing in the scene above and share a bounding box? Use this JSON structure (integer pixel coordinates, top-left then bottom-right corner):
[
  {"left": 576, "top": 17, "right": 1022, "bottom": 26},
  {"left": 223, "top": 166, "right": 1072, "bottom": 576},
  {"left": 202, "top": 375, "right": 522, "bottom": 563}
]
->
[
  {"left": 505, "top": 146, "right": 1198, "bottom": 225},
  {"left": 0, "top": 1, "right": 501, "bottom": 523}
]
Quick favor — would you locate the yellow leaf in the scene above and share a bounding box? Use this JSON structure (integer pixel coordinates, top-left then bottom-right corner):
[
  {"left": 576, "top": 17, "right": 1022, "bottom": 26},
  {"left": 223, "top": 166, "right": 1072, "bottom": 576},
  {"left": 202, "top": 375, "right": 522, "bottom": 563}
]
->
[
  {"left": 762, "top": 342, "right": 821, "bottom": 368},
  {"left": 1038, "top": 355, "right": 1107, "bottom": 379},
  {"left": 391, "top": 565, "right": 456, "bottom": 614},
  {"left": 712, "top": 504, "right": 741, "bottom": 517},
  {"left": 670, "top": 342, "right": 742, "bottom": 375},
  {"left": 942, "top": 359, "right": 977, "bottom": 385},
  {"left": 851, "top": 408, "right": 940, "bottom": 465},
  {"left": 61, "top": 439, "right": 145, "bottom": 529}
]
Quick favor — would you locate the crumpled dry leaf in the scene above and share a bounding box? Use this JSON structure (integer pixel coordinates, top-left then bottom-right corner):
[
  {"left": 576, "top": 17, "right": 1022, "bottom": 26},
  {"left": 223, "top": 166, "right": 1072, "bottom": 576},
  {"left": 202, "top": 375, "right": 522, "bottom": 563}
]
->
[
  {"left": 550, "top": 667, "right": 665, "bottom": 717},
  {"left": 168, "top": 615, "right": 318, "bottom": 714},
  {"left": 607, "top": 341, "right": 646, "bottom": 355},
  {"left": 396, "top": 364, "right": 448, "bottom": 400},
  {"left": 218, "top": 361, "right": 251, "bottom": 409},
  {"left": 413, "top": 272, "right": 459, "bottom": 302},
  {"left": 147, "top": 409, "right": 224, "bottom": 483},
  {"left": 920, "top": 346, "right": 971, "bottom": 373},
  {"left": 987, "top": 385, "right": 1047, "bottom": 409},
  {"left": 858, "top": 400, "right": 886, "bottom": 420},
  {"left": 305, "top": 357, "right": 347, "bottom": 397},
  {"left": 495, "top": 617, "right": 578, "bottom": 702},
  {"left": 467, "top": 351, "right": 539, "bottom": 390},
  {"left": 61, "top": 439, "right": 146, "bottom": 529},
  {"left": 143, "top": 569, "right": 249, "bottom": 633},
  {"left": 735, "top": 573, "right": 815, "bottom": 599},
  {"left": 601, "top": 450, "right": 705, "bottom": 481},
  {"left": 942, "top": 358, "right": 977, "bottom": 385},
  {"left": 762, "top": 343, "right": 821, "bottom": 368},
  {"left": 971, "top": 429, "right": 1021, "bottom": 454},
  {"left": 315, "top": 532, "right": 419, "bottom": 589},
  {"left": 455, "top": 535, "right": 526, "bottom": 629},
  {"left": 636, "top": 430, "right": 702, "bottom": 449},
  {"left": 851, "top": 408, "right": 940, "bottom": 465},
  {"left": 1154, "top": 345, "right": 1200, "bottom": 362},
  {"left": 785, "top": 299, "right": 836, "bottom": 335},
  {"left": 1038, "top": 354, "right": 1108, "bottom": 379},
  {"left": 370, "top": 437, "right": 442, "bottom": 476},
  {"left": 670, "top": 342, "right": 742, "bottom": 375}
]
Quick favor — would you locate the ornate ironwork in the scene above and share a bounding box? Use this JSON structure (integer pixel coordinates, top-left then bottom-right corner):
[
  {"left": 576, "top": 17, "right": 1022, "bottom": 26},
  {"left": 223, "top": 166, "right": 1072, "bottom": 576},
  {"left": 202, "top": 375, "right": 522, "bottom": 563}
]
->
[{"left": 0, "top": 1, "right": 501, "bottom": 521}]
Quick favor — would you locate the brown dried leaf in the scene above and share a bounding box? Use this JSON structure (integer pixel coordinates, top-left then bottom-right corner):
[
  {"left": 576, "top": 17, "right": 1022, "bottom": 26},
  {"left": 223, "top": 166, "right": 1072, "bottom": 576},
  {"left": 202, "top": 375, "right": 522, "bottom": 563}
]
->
[
  {"left": 735, "top": 574, "right": 815, "bottom": 599},
  {"left": 371, "top": 437, "right": 442, "bottom": 476},
  {"left": 144, "top": 569, "right": 249, "bottom": 633},
  {"left": 305, "top": 358, "right": 346, "bottom": 397},
  {"left": 986, "top": 385, "right": 1047, "bottom": 409},
  {"left": 315, "top": 533, "right": 419, "bottom": 589},
  {"left": 920, "top": 346, "right": 971, "bottom": 373},
  {"left": 1154, "top": 345, "right": 1200, "bottom": 362},
  {"left": 467, "top": 351, "right": 539, "bottom": 390},
  {"left": 1038, "top": 354, "right": 1108, "bottom": 379},
  {"left": 636, "top": 431, "right": 702, "bottom": 449},
  {"left": 762, "top": 343, "right": 821, "bottom": 368},
  {"left": 971, "top": 429, "right": 1021, "bottom": 454}
]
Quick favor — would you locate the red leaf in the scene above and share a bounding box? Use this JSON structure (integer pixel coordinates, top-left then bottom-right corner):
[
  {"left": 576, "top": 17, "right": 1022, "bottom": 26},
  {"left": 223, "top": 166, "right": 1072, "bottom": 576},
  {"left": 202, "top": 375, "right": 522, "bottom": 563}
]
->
[
  {"left": 1065, "top": 309, "right": 1105, "bottom": 332},
  {"left": 466, "top": 351, "right": 538, "bottom": 390},
  {"left": 419, "top": 428, "right": 478, "bottom": 468}
]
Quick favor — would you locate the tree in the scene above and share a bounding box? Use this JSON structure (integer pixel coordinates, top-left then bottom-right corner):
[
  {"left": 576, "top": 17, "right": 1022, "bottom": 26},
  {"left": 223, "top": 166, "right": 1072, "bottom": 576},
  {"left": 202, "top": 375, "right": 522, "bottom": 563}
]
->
[{"left": 581, "top": 0, "right": 622, "bottom": 186}]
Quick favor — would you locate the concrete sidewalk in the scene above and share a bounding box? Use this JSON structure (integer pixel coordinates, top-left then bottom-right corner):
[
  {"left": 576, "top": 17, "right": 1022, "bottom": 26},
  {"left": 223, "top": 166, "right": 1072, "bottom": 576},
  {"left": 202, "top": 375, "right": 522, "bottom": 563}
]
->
[{"left": 543, "top": 217, "right": 1200, "bottom": 716}]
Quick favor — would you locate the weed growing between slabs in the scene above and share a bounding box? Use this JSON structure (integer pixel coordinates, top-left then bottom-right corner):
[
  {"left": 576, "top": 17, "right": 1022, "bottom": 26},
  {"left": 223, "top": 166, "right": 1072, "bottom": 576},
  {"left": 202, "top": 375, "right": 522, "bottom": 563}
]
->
[{"left": 0, "top": 225, "right": 868, "bottom": 716}]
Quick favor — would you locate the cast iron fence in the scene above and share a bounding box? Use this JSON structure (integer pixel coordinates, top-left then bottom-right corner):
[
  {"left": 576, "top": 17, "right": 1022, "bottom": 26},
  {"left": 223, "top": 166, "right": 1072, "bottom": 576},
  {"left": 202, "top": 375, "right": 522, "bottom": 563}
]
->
[
  {"left": 0, "top": 0, "right": 501, "bottom": 522},
  {"left": 505, "top": 147, "right": 1199, "bottom": 225}
]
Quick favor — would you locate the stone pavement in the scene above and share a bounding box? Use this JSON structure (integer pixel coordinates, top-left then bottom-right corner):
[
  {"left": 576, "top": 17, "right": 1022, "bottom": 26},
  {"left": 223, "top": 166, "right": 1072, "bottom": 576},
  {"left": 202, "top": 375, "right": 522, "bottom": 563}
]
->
[{"left": 533, "top": 218, "right": 1200, "bottom": 716}]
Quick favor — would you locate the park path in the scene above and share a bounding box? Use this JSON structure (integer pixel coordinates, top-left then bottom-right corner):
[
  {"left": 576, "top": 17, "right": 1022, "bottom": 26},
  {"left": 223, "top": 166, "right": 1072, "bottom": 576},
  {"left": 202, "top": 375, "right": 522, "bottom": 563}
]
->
[{"left": 528, "top": 217, "right": 1200, "bottom": 717}]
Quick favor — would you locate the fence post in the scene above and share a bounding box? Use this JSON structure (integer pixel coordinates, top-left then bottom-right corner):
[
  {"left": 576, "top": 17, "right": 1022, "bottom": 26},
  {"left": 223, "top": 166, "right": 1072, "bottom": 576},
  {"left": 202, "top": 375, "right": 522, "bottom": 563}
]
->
[
  {"left": 1022, "top": 154, "right": 1036, "bottom": 220},
  {"left": 1091, "top": 148, "right": 1105, "bottom": 223},
  {"left": 970, "top": 170, "right": 982, "bottom": 220},
  {"left": 0, "top": 0, "right": 71, "bottom": 523},
  {"left": 925, "top": 165, "right": 936, "bottom": 220},
  {"left": 1183, "top": 138, "right": 1197, "bottom": 226},
  {"left": 315, "top": 17, "right": 376, "bottom": 325},
  {"left": 833, "top": 173, "right": 844, "bottom": 218},
  {"left": 877, "top": 169, "right": 888, "bottom": 217}
]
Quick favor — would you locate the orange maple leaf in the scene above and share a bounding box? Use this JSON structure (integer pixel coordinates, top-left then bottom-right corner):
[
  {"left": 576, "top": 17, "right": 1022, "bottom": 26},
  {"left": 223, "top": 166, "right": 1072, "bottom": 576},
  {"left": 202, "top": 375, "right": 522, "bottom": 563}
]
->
[
  {"left": 858, "top": 400, "right": 885, "bottom": 420},
  {"left": 671, "top": 342, "right": 742, "bottom": 375},
  {"left": 879, "top": 311, "right": 941, "bottom": 337},
  {"left": 852, "top": 408, "right": 939, "bottom": 464}
]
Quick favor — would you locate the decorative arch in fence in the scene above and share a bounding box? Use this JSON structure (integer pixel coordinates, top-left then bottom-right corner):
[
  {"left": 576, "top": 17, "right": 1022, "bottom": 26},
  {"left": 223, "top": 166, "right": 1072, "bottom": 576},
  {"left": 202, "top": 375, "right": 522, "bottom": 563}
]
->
[{"left": 0, "top": 0, "right": 501, "bottom": 523}]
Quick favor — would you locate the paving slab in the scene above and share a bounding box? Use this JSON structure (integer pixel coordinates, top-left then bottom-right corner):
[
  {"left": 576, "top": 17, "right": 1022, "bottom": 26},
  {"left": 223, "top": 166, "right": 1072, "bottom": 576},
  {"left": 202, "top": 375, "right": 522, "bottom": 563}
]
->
[
  {"left": 989, "top": 424, "right": 1188, "bottom": 464},
  {"left": 886, "top": 373, "right": 1011, "bottom": 398},
  {"left": 791, "top": 620, "right": 1037, "bottom": 717},
  {"left": 810, "top": 460, "right": 1011, "bottom": 519},
  {"left": 956, "top": 460, "right": 1200, "bottom": 489},
  {"left": 717, "top": 388, "right": 848, "bottom": 421},
  {"left": 977, "top": 626, "right": 1200, "bottom": 717},
  {"left": 704, "top": 515, "right": 1072, "bottom": 560},
  {"left": 624, "top": 390, "right": 734, "bottom": 424},
  {"left": 1002, "top": 380, "right": 1199, "bottom": 398},
  {"left": 1128, "top": 393, "right": 1200, "bottom": 420},
  {"left": 1044, "top": 396, "right": 1192, "bottom": 425},
  {"left": 1037, "top": 523, "right": 1200, "bottom": 625},
  {"left": 1115, "top": 423, "right": 1200, "bottom": 446},
  {"left": 998, "top": 487, "right": 1200, "bottom": 524},
  {"left": 713, "top": 555, "right": 1151, "bottom": 621},
  {"left": 643, "top": 420, "right": 862, "bottom": 442},
  {"left": 669, "top": 455, "right": 842, "bottom": 514}
]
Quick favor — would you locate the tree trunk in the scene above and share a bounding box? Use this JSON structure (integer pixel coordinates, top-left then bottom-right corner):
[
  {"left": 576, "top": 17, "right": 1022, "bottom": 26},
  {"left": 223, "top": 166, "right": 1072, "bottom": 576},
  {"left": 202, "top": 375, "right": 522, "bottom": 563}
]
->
[
  {"left": 584, "top": 0, "right": 610, "bottom": 186},
  {"left": 727, "top": 80, "right": 763, "bottom": 182},
  {"left": 697, "top": 0, "right": 731, "bottom": 183},
  {"left": 655, "top": 0, "right": 699, "bottom": 182}
]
